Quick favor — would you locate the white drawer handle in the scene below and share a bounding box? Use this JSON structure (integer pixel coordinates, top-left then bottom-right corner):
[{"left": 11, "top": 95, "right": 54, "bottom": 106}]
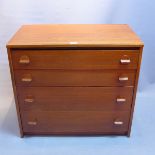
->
[
  {"left": 19, "top": 55, "right": 30, "bottom": 64},
  {"left": 27, "top": 121, "right": 37, "bottom": 125},
  {"left": 116, "top": 98, "right": 126, "bottom": 103},
  {"left": 21, "top": 77, "right": 32, "bottom": 82},
  {"left": 119, "top": 77, "right": 128, "bottom": 81},
  {"left": 24, "top": 98, "right": 34, "bottom": 103},
  {"left": 21, "top": 74, "right": 32, "bottom": 82},
  {"left": 120, "top": 59, "right": 131, "bottom": 64},
  {"left": 114, "top": 121, "right": 124, "bottom": 125}
]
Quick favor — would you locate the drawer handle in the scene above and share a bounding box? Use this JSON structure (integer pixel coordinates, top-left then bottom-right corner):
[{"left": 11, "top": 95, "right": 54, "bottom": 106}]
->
[
  {"left": 120, "top": 59, "right": 131, "bottom": 64},
  {"left": 24, "top": 98, "right": 34, "bottom": 103},
  {"left": 21, "top": 77, "right": 32, "bottom": 82},
  {"left": 19, "top": 55, "right": 30, "bottom": 64},
  {"left": 114, "top": 121, "right": 124, "bottom": 125},
  {"left": 119, "top": 77, "right": 128, "bottom": 81},
  {"left": 27, "top": 121, "right": 37, "bottom": 125},
  {"left": 21, "top": 74, "right": 32, "bottom": 82},
  {"left": 116, "top": 98, "right": 126, "bottom": 103}
]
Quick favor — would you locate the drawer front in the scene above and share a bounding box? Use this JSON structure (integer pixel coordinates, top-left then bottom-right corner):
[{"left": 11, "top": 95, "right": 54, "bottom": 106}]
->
[
  {"left": 14, "top": 70, "right": 136, "bottom": 87},
  {"left": 12, "top": 50, "right": 139, "bottom": 69},
  {"left": 17, "top": 87, "right": 134, "bottom": 111},
  {"left": 22, "top": 111, "right": 130, "bottom": 134}
]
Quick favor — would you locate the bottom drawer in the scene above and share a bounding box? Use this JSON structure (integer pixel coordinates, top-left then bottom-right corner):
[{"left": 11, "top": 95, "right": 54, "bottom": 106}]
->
[{"left": 22, "top": 111, "right": 130, "bottom": 135}]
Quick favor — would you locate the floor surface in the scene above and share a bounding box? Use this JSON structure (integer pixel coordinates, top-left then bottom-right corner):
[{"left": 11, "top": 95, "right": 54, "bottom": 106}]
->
[{"left": 0, "top": 64, "right": 154, "bottom": 155}]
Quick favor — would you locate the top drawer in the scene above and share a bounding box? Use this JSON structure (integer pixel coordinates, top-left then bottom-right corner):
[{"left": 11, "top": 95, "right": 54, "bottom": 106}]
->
[{"left": 11, "top": 50, "right": 139, "bottom": 70}]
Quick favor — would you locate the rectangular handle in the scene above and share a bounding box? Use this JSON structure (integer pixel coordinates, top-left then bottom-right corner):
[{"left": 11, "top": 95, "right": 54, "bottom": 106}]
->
[
  {"left": 24, "top": 98, "right": 34, "bottom": 103},
  {"left": 27, "top": 121, "right": 37, "bottom": 125},
  {"left": 21, "top": 77, "right": 32, "bottom": 82},
  {"left": 120, "top": 59, "right": 131, "bottom": 64},
  {"left": 19, "top": 55, "right": 30, "bottom": 64},
  {"left": 114, "top": 121, "right": 124, "bottom": 125},
  {"left": 116, "top": 98, "right": 126, "bottom": 103},
  {"left": 21, "top": 74, "right": 32, "bottom": 82},
  {"left": 119, "top": 77, "right": 128, "bottom": 81}
]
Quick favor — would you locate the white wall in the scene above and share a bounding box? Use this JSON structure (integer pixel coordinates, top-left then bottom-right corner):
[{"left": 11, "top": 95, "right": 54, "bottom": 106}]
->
[{"left": 0, "top": 0, "right": 154, "bottom": 91}]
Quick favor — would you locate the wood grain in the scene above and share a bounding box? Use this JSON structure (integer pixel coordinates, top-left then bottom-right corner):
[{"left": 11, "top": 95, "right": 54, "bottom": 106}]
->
[
  {"left": 21, "top": 111, "right": 130, "bottom": 134},
  {"left": 7, "top": 24, "right": 143, "bottom": 48},
  {"left": 7, "top": 49, "right": 24, "bottom": 137},
  {"left": 14, "top": 70, "right": 136, "bottom": 87},
  {"left": 17, "top": 87, "right": 134, "bottom": 111},
  {"left": 127, "top": 46, "right": 144, "bottom": 136},
  {"left": 6, "top": 24, "right": 143, "bottom": 137},
  {"left": 11, "top": 50, "right": 139, "bottom": 69}
]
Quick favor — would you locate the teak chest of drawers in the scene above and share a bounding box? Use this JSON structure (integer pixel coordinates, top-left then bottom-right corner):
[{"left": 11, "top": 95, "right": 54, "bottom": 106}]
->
[{"left": 7, "top": 24, "right": 144, "bottom": 137}]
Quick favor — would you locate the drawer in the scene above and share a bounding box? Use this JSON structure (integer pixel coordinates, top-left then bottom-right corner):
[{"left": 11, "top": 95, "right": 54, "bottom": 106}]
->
[
  {"left": 22, "top": 111, "right": 130, "bottom": 134},
  {"left": 17, "top": 87, "right": 134, "bottom": 111},
  {"left": 11, "top": 50, "right": 139, "bottom": 69},
  {"left": 14, "top": 70, "right": 136, "bottom": 87}
]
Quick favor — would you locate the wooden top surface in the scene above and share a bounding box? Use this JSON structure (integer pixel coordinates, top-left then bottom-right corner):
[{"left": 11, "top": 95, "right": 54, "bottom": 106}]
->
[{"left": 7, "top": 24, "right": 143, "bottom": 48}]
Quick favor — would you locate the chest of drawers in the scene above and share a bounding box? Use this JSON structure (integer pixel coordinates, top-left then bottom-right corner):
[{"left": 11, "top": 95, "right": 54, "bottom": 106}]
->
[{"left": 7, "top": 24, "right": 143, "bottom": 137}]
